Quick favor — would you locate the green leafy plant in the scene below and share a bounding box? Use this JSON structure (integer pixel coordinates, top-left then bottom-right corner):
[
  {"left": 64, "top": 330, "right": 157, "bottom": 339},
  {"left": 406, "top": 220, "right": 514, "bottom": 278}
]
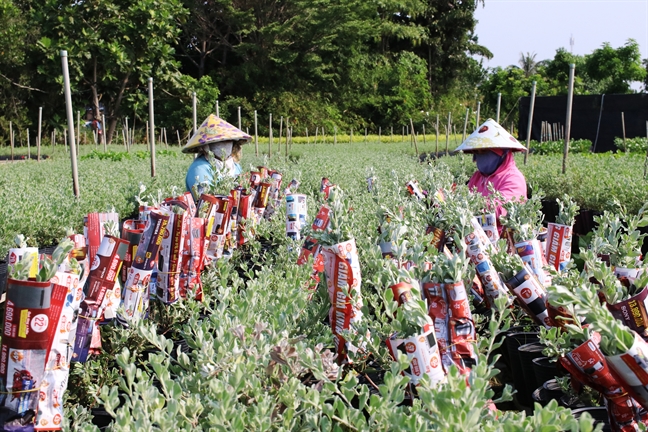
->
[
  {"left": 555, "top": 194, "right": 580, "bottom": 226},
  {"left": 500, "top": 190, "right": 545, "bottom": 243}
]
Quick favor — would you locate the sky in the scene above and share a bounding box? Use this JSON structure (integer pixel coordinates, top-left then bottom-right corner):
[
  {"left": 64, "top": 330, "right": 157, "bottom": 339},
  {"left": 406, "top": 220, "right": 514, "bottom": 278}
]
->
[{"left": 473, "top": 0, "right": 648, "bottom": 88}]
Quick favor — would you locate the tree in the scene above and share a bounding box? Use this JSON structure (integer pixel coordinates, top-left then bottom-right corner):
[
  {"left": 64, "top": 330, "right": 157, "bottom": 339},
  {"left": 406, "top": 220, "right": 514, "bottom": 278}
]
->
[
  {"left": 584, "top": 39, "right": 646, "bottom": 94},
  {"left": 518, "top": 52, "right": 538, "bottom": 77},
  {"left": 33, "top": 0, "right": 193, "bottom": 143}
]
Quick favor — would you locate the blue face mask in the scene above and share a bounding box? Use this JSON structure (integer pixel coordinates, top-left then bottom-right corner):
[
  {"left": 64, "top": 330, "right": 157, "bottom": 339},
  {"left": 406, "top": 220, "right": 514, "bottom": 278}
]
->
[{"left": 474, "top": 151, "right": 505, "bottom": 176}]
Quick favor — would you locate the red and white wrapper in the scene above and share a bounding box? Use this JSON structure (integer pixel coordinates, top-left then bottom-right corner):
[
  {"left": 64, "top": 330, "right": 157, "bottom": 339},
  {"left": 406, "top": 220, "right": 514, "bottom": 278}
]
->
[
  {"left": 561, "top": 333, "right": 648, "bottom": 431},
  {"left": 320, "top": 239, "right": 364, "bottom": 363},
  {"left": 73, "top": 236, "right": 128, "bottom": 362},
  {"left": 426, "top": 226, "right": 446, "bottom": 252},
  {"left": 475, "top": 213, "right": 499, "bottom": 246},
  {"left": 6, "top": 247, "right": 39, "bottom": 280},
  {"left": 504, "top": 264, "right": 552, "bottom": 328},
  {"left": 257, "top": 166, "right": 269, "bottom": 179},
  {"left": 286, "top": 194, "right": 307, "bottom": 240},
  {"left": 35, "top": 271, "right": 84, "bottom": 431},
  {"left": 237, "top": 191, "right": 256, "bottom": 245},
  {"left": 157, "top": 208, "right": 189, "bottom": 304},
  {"left": 465, "top": 232, "right": 510, "bottom": 307},
  {"left": 422, "top": 282, "right": 451, "bottom": 369},
  {"left": 545, "top": 223, "right": 573, "bottom": 272},
  {"left": 608, "top": 288, "right": 648, "bottom": 342},
  {"left": 118, "top": 211, "right": 169, "bottom": 324},
  {"left": 321, "top": 178, "right": 335, "bottom": 200},
  {"left": 515, "top": 238, "right": 552, "bottom": 286},
  {"left": 283, "top": 178, "right": 300, "bottom": 196},
  {"left": 0, "top": 278, "right": 54, "bottom": 415},
  {"left": 120, "top": 220, "right": 147, "bottom": 283},
  {"left": 84, "top": 212, "right": 119, "bottom": 266},
  {"left": 180, "top": 217, "right": 208, "bottom": 301},
  {"left": 606, "top": 332, "right": 648, "bottom": 412},
  {"left": 227, "top": 188, "right": 242, "bottom": 252},
  {"left": 163, "top": 192, "right": 196, "bottom": 218},
  {"left": 206, "top": 196, "right": 234, "bottom": 260},
  {"left": 405, "top": 180, "right": 425, "bottom": 200},
  {"left": 537, "top": 227, "right": 548, "bottom": 257},
  {"left": 297, "top": 205, "right": 331, "bottom": 293},
  {"left": 386, "top": 323, "right": 445, "bottom": 386}
]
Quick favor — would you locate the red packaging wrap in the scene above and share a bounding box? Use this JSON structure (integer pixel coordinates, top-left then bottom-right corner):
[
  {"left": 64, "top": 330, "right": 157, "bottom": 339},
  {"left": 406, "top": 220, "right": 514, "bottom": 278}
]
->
[
  {"left": 180, "top": 217, "right": 208, "bottom": 301},
  {"left": 465, "top": 231, "right": 510, "bottom": 307},
  {"left": 562, "top": 334, "right": 648, "bottom": 431},
  {"left": 405, "top": 180, "right": 425, "bottom": 200},
  {"left": 72, "top": 236, "right": 128, "bottom": 362},
  {"left": 608, "top": 288, "right": 648, "bottom": 342},
  {"left": 157, "top": 207, "right": 189, "bottom": 304},
  {"left": 296, "top": 205, "right": 331, "bottom": 293},
  {"left": 84, "top": 212, "right": 119, "bottom": 266},
  {"left": 0, "top": 279, "right": 53, "bottom": 415},
  {"left": 120, "top": 220, "right": 147, "bottom": 283},
  {"left": 118, "top": 211, "right": 169, "bottom": 324},
  {"left": 321, "top": 178, "right": 335, "bottom": 200},
  {"left": 475, "top": 213, "right": 499, "bottom": 246},
  {"left": 227, "top": 188, "right": 242, "bottom": 252},
  {"left": 386, "top": 323, "right": 445, "bottom": 385},
  {"left": 422, "top": 282, "right": 451, "bottom": 369},
  {"left": 545, "top": 223, "right": 573, "bottom": 272},
  {"left": 320, "top": 239, "right": 364, "bottom": 363},
  {"left": 206, "top": 195, "right": 234, "bottom": 260},
  {"left": 237, "top": 191, "right": 256, "bottom": 245},
  {"left": 606, "top": 332, "right": 648, "bottom": 412}
]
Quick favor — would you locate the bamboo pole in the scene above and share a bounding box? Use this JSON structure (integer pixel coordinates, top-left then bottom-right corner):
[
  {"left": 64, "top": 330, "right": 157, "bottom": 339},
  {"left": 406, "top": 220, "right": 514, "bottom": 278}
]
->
[
  {"left": 364, "top": 128, "right": 367, "bottom": 144},
  {"left": 278, "top": 116, "right": 283, "bottom": 152},
  {"left": 148, "top": 77, "right": 156, "bottom": 177},
  {"left": 334, "top": 126, "right": 337, "bottom": 145},
  {"left": 164, "top": 128, "right": 168, "bottom": 148},
  {"left": 410, "top": 118, "right": 419, "bottom": 155},
  {"left": 496, "top": 93, "right": 501, "bottom": 123},
  {"left": 462, "top": 108, "right": 469, "bottom": 142},
  {"left": 350, "top": 127, "right": 353, "bottom": 143},
  {"left": 102, "top": 114, "right": 107, "bottom": 151},
  {"left": 254, "top": 110, "right": 259, "bottom": 156},
  {"left": 177, "top": 129, "right": 181, "bottom": 146},
  {"left": 64, "top": 129, "right": 67, "bottom": 153},
  {"left": 524, "top": 81, "right": 537, "bottom": 165},
  {"left": 27, "top": 129, "right": 30, "bottom": 159},
  {"left": 314, "top": 127, "right": 318, "bottom": 144},
  {"left": 422, "top": 125, "right": 426, "bottom": 145},
  {"left": 475, "top": 102, "right": 481, "bottom": 127},
  {"left": 445, "top": 112, "right": 451, "bottom": 154},
  {"left": 192, "top": 92, "right": 197, "bottom": 133},
  {"left": 401, "top": 126, "right": 404, "bottom": 143},
  {"left": 238, "top": 106, "right": 241, "bottom": 130},
  {"left": 53, "top": 128, "right": 56, "bottom": 147},
  {"left": 562, "top": 64, "right": 575, "bottom": 175},
  {"left": 435, "top": 114, "right": 439, "bottom": 155},
  {"left": 146, "top": 121, "right": 149, "bottom": 149},
  {"left": 77, "top": 110, "right": 80, "bottom": 148},
  {"left": 9, "top": 121, "right": 13, "bottom": 161},
  {"left": 285, "top": 118, "right": 289, "bottom": 156},
  {"left": 391, "top": 126, "right": 393, "bottom": 142},
  {"left": 644, "top": 121, "right": 648, "bottom": 179},
  {"left": 125, "top": 117, "right": 130, "bottom": 149},
  {"left": 61, "top": 51, "right": 80, "bottom": 198},
  {"left": 378, "top": 127, "right": 381, "bottom": 143},
  {"left": 37, "top": 107, "right": 42, "bottom": 162},
  {"left": 215, "top": 100, "right": 219, "bottom": 118},
  {"left": 621, "top": 112, "right": 627, "bottom": 153},
  {"left": 269, "top": 113, "right": 272, "bottom": 157},
  {"left": 306, "top": 127, "right": 309, "bottom": 144}
]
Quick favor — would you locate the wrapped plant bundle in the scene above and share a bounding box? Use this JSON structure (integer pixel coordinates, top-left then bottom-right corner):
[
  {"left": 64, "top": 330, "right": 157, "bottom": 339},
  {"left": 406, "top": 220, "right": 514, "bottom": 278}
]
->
[
  {"left": 422, "top": 252, "right": 478, "bottom": 374},
  {"left": 384, "top": 272, "right": 445, "bottom": 386},
  {"left": 296, "top": 204, "right": 330, "bottom": 294},
  {"left": 405, "top": 180, "right": 425, "bottom": 201},
  {"left": 73, "top": 236, "right": 128, "bottom": 362},
  {"left": 465, "top": 227, "right": 510, "bottom": 308},
  {"left": 543, "top": 326, "right": 648, "bottom": 431},
  {"left": 0, "top": 240, "right": 73, "bottom": 423},
  {"left": 205, "top": 195, "right": 234, "bottom": 260},
  {"left": 253, "top": 180, "right": 272, "bottom": 221},
  {"left": 320, "top": 177, "right": 335, "bottom": 200},
  {"left": 492, "top": 245, "right": 552, "bottom": 328},
  {"left": 117, "top": 211, "right": 169, "bottom": 325},
  {"left": 263, "top": 169, "right": 283, "bottom": 220},
  {"left": 546, "top": 195, "right": 579, "bottom": 272},
  {"left": 475, "top": 213, "right": 499, "bottom": 246},
  {"left": 179, "top": 216, "right": 209, "bottom": 301},
  {"left": 283, "top": 178, "right": 300, "bottom": 196},
  {"left": 157, "top": 201, "right": 191, "bottom": 304},
  {"left": 237, "top": 189, "right": 257, "bottom": 246},
  {"left": 286, "top": 194, "right": 307, "bottom": 240},
  {"left": 227, "top": 187, "right": 242, "bottom": 251},
  {"left": 120, "top": 220, "right": 147, "bottom": 283}
]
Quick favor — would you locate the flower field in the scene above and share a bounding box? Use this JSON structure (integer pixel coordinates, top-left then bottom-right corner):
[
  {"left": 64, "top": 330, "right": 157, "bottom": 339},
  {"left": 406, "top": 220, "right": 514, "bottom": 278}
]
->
[{"left": 1, "top": 141, "right": 647, "bottom": 431}]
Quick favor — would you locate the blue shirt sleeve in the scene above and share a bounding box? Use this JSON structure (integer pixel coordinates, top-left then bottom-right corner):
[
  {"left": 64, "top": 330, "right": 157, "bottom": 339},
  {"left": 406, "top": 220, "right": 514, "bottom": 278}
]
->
[{"left": 185, "top": 156, "right": 214, "bottom": 198}]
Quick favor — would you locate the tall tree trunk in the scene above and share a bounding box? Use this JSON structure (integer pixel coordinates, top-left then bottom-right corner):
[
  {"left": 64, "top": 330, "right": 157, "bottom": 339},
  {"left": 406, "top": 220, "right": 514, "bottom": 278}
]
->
[{"left": 106, "top": 73, "right": 130, "bottom": 144}]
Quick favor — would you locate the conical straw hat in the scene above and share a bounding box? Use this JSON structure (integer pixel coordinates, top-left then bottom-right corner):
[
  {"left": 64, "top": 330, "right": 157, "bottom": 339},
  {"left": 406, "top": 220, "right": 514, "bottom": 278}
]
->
[
  {"left": 182, "top": 114, "right": 251, "bottom": 154},
  {"left": 455, "top": 119, "right": 527, "bottom": 153}
]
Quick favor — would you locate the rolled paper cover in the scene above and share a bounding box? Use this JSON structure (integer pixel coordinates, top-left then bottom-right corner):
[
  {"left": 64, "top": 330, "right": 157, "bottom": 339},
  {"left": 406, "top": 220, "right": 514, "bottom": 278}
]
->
[
  {"left": 255, "top": 182, "right": 272, "bottom": 209},
  {"left": 466, "top": 234, "right": 510, "bottom": 306},
  {"left": 546, "top": 301, "right": 578, "bottom": 328},
  {"left": 545, "top": 223, "right": 573, "bottom": 272},
  {"left": 422, "top": 282, "right": 450, "bottom": 367},
  {"left": 514, "top": 238, "right": 551, "bottom": 286},
  {"left": 504, "top": 264, "right": 552, "bottom": 328},
  {"left": 425, "top": 225, "right": 446, "bottom": 252},
  {"left": 84, "top": 212, "right": 119, "bottom": 265},
  {"left": 469, "top": 217, "right": 494, "bottom": 250},
  {"left": 405, "top": 180, "right": 424, "bottom": 200},
  {"left": 444, "top": 281, "right": 478, "bottom": 369},
  {"left": 476, "top": 213, "right": 500, "bottom": 246},
  {"left": 311, "top": 205, "right": 331, "bottom": 232},
  {"left": 390, "top": 282, "right": 414, "bottom": 306},
  {"left": 385, "top": 323, "right": 445, "bottom": 385},
  {"left": 179, "top": 217, "right": 208, "bottom": 301},
  {"left": 607, "top": 287, "right": 648, "bottom": 341},
  {"left": 536, "top": 226, "right": 548, "bottom": 258},
  {"left": 286, "top": 194, "right": 308, "bottom": 226},
  {"left": 605, "top": 332, "right": 648, "bottom": 411},
  {"left": 614, "top": 267, "right": 644, "bottom": 284},
  {"left": 157, "top": 210, "right": 189, "bottom": 305},
  {"left": 237, "top": 192, "right": 256, "bottom": 245},
  {"left": 6, "top": 247, "right": 39, "bottom": 279},
  {"left": 249, "top": 171, "right": 262, "bottom": 188},
  {"left": 120, "top": 219, "right": 146, "bottom": 282},
  {"left": 560, "top": 334, "right": 643, "bottom": 429},
  {"left": 257, "top": 166, "right": 269, "bottom": 178}
]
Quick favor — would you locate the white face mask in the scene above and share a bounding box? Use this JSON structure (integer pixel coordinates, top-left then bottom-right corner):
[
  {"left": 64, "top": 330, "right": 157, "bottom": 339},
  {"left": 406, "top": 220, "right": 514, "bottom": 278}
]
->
[{"left": 206, "top": 141, "right": 233, "bottom": 160}]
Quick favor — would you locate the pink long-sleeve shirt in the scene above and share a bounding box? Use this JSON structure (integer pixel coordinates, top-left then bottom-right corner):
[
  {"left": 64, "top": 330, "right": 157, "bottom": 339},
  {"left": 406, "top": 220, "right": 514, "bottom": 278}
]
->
[{"left": 467, "top": 151, "right": 527, "bottom": 232}]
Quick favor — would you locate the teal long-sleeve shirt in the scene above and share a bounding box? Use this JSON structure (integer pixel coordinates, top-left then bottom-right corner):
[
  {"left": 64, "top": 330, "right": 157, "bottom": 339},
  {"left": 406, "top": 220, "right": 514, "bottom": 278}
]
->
[{"left": 185, "top": 155, "right": 242, "bottom": 200}]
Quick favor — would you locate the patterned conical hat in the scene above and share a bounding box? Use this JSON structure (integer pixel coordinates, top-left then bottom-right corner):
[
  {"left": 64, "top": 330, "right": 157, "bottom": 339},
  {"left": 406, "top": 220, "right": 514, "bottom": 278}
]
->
[
  {"left": 182, "top": 114, "right": 251, "bottom": 153},
  {"left": 455, "top": 119, "right": 527, "bottom": 153}
]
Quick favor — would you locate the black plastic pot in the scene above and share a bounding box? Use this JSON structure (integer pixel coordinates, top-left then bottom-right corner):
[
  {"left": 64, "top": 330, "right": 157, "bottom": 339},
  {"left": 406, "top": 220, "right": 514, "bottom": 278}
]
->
[
  {"left": 532, "top": 356, "right": 563, "bottom": 390},
  {"left": 0, "top": 260, "right": 6, "bottom": 297},
  {"left": 571, "top": 407, "right": 611, "bottom": 432},
  {"left": 505, "top": 332, "right": 539, "bottom": 407},
  {"left": 541, "top": 199, "right": 559, "bottom": 224},
  {"left": 91, "top": 407, "right": 113, "bottom": 431},
  {"left": 560, "top": 394, "right": 588, "bottom": 410},
  {"left": 517, "top": 342, "right": 546, "bottom": 407},
  {"left": 543, "top": 379, "right": 565, "bottom": 402}
]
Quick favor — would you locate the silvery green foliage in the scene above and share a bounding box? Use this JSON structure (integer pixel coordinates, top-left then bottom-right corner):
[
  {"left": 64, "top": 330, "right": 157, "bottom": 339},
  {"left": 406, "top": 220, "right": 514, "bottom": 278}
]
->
[{"left": 555, "top": 194, "right": 580, "bottom": 226}]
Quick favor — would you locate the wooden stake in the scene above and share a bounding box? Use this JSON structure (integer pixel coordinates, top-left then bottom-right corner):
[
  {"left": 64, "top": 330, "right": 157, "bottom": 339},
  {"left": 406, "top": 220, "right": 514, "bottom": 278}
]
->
[
  {"left": 278, "top": 116, "right": 283, "bottom": 152},
  {"left": 524, "top": 81, "right": 537, "bottom": 164},
  {"left": 621, "top": 112, "right": 627, "bottom": 153},
  {"left": 238, "top": 106, "right": 241, "bottom": 130},
  {"left": 334, "top": 126, "right": 337, "bottom": 145},
  {"left": 364, "top": 128, "right": 367, "bottom": 144},
  {"left": 269, "top": 113, "right": 272, "bottom": 157},
  {"left": 27, "top": 128, "right": 30, "bottom": 159},
  {"left": 102, "top": 114, "right": 107, "bottom": 151},
  {"left": 77, "top": 110, "right": 80, "bottom": 148},
  {"left": 445, "top": 112, "right": 451, "bottom": 154},
  {"left": 37, "top": 107, "right": 42, "bottom": 162},
  {"left": 148, "top": 77, "right": 156, "bottom": 177},
  {"left": 410, "top": 118, "right": 419, "bottom": 155},
  {"left": 53, "top": 128, "right": 56, "bottom": 147},
  {"left": 378, "top": 127, "right": 381, "bottom": 143},
  {"left": 146, "top": 121, "right": 149, "bottom": 148},
  {"left": 215, "top": 100, "right": 219, "bottom": 118},
  {"left": 563, "top": 64, "right": 575, "bottom": 175},
  {"left": 496, "top": 93, "right": 502, "bottom": 123},
  {"left": 435, "top": 114, "right": 439, "bottom": 155},
  {"left": 254, "top": 110, "right": 259, "bottom": 156},
  {"left": 476, "top": 102, "right": 481, "bottom": 127},
  {"left": 644, "top": 121, "right": 648, "bottom": 179},
  {"left": 391, "top": 126, "right": 393, "bottom": 143},
  {"left": 125, "top": 117, "right": 130, "bottom": 149},
  {"left": 285, "top": 117, "right": 289, "bottom": 157},
  {"left": 192, "top": 92, "right": 197, "bottom": 133},
  {"left": 9, "top": 121, "right": 13, "bottom": 161},
  {"left": 422, "top": 125, "right": 426, "bottom": 145},
  {"left": 462, "top": 108, "right": 469, "bottom": 142},
  {"left": 314, "top": 127, "right": 318, "bottom": 144},
  {"left": 61, "top": 51, "right": 80, "bottom": 198},
  {"left": 177, "top": 129, "right": 181, "bottom": 146},
  {"left": 350, "top": 127, "right": 353, "bottom": 144},
  {"left": 306, "top": 127, "right": 309, "bottom": 144}
]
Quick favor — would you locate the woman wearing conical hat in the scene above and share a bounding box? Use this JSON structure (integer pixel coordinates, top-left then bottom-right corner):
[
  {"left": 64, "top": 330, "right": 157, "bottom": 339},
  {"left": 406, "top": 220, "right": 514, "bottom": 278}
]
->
[
  {"left": 183, "top": 114, "right": 251, "bottom": 199},
  {"left": 455, "top": 119, "right": 528, "bottom": 232}
]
